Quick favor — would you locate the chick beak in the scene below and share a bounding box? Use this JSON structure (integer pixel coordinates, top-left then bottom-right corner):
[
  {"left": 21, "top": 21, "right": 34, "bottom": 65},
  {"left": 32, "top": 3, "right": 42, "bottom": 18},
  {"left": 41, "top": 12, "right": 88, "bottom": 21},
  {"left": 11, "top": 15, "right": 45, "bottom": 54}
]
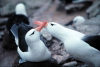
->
[{"left": 34, "top": 21, "right": 48, "bottom": 32}]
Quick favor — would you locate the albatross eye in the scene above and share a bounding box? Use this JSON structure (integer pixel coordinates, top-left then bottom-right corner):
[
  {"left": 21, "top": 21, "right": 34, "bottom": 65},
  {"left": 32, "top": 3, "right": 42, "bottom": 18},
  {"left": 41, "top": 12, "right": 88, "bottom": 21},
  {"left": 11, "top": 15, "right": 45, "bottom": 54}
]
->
[
  {"left": 30, "top": 31, "right": 35, "bottom": 36},
  {"left": 51, "top": 23, "right": 55, "bottom": 26}
]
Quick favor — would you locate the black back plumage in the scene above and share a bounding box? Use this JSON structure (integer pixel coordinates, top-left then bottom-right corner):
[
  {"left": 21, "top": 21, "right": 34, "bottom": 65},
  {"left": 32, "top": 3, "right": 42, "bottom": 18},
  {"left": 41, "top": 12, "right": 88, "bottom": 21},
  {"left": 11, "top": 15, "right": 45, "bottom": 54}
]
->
[
  {"left": 2, "top": 13, "right": 29, "bottom": 50},
  {"left": 18, "top": 23, "right": 32, "bottom": 52},
  {"left": 82, "top": 35, "right": 100, "bottom": 50},
  {"left": 6, "top": 14, "right": 29, "bottom": 31}
]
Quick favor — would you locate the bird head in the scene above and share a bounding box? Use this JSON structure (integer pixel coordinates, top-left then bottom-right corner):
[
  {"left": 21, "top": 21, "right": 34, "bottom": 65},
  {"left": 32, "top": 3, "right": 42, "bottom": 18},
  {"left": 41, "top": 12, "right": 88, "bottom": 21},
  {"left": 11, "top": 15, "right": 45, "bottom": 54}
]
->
[
  {"left": 18, "top": 23, "right": 41, "bottom": 43},
  {"left": 73, "top": 16, "right": 85, "bottom": 24},
  {"left": 15, "top": 3, "right": 27, "bottom": 16},
  {"left": 25, "top": 28, "right": 41, "bottom": 42},
  {"left": 34, "top": 21, "right": 65, "bottom": 38}
]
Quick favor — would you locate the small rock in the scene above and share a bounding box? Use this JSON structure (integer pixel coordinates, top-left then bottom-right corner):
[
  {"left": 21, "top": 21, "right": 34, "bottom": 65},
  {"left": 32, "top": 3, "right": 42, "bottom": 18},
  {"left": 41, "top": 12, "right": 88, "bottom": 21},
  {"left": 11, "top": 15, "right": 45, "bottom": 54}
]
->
[
  {"left": 86, "top": 0, "right": 100, "bottom": 18},
  {"left": 50, "top": 40, "right": 61, "bottom": 51},
  {"left": 52, "top": 55, "right": 63, "bottom": 64},
  {"left": 59, "top": 48, "right": 67, "bottom": 55},
  {"left": 45, "top": 40, "right": 54, "bottom": 47},
  {"left": 65, "top": 4, "right": 84, "bottom": 10},
  {"left": 52, "top": 44, "right": 60, "bottom": 51},
  {"left": 63, "top": 61, "right": 77, "bottom": 67},
  {"left": 52, "top": 54, "right": 69, "bottom": 64}
]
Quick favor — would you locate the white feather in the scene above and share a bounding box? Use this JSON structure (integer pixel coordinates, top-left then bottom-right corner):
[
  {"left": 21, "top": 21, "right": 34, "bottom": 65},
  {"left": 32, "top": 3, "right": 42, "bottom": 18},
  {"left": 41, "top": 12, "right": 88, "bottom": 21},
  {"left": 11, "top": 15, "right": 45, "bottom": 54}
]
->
[
  {"left": 45, "top": 22, "right": 100, "bottom": 67},
  {"left": 17, "top": 29, "right": 51, "bottom": 62},
  {"left": 73, "top": 16, "right": 85, "bottom": 25},
  {"left": 15, "top": 3, "right": 27, "bottom": 16}
]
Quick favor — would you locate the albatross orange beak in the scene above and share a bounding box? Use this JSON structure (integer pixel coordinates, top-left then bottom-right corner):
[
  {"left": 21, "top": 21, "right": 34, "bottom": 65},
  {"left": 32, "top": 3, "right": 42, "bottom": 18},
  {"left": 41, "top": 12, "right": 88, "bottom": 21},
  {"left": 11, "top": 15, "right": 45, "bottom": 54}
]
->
[{"left": 34, "top": 21, "right": 48, "bottom": 31}]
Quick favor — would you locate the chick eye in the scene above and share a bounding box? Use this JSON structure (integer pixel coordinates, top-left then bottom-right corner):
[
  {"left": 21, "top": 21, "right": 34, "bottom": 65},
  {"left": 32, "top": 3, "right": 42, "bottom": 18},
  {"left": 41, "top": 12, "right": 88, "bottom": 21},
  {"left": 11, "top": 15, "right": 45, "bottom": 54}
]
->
[
  {"left": 51, "top": 23, "right": 55, "bottom": 26},
  {"left": 30, "top": 31, "right": 35, "bottom": 36}
]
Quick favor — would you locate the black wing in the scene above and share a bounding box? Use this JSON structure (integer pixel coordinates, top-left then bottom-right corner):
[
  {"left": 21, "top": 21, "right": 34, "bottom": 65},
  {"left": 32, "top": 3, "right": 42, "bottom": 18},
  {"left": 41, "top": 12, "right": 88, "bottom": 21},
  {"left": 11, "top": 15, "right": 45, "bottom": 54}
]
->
[
  {"left": 18, "top": 23, "right": 32, "bottom": 52},
  {"left": 65, "top": 20, "right": 73, "bottom": 26},
  {"left": 5, "top": 14, "right": 30, "bottom": 50},
  {"left": 82, "top": 35, "right": 100, "bottom": 50},
  {"left": 6, "top": 14, "right": 29, "bottom": 31}
]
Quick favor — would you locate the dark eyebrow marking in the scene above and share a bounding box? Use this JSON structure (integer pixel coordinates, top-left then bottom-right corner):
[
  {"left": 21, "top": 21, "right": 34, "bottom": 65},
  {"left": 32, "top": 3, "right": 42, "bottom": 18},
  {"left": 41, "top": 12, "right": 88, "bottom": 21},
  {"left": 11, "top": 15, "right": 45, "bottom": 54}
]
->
[
  {"left": 30, "top": 31, "right": 35, "bottom": 36},
  {"left": 51, "top": 23, "right": 55, "bottom": 26}
]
